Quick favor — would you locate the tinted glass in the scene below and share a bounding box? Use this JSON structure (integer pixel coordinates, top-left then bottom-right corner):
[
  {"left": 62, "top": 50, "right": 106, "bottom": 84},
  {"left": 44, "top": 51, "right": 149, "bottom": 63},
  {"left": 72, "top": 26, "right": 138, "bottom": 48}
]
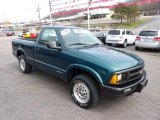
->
[
  {"left": 59, "top": 28, "right": 102, "bottom": 48},
  {"left": 108, "top": 30, "right": 120, "bottom": 35},
  {"left": 39, "top": 28, "right": 58, "bottom": 45},
  {"left": 122, "top": 31, "right": 125, "bottom": 35},
  {"left": 139, "top": 31, "right": 158, "bottom": 36},
  {"left": 129, "top": 31, "right": 133, "bottom": 35},
  {"left": 126, "top": 31, "right": 130, "bottom": 35}
]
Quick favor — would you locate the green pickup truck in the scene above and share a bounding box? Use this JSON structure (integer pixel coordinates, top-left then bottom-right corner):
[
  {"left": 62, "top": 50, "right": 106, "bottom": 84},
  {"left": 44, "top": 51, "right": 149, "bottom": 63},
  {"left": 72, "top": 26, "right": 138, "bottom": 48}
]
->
[{"left": 12, "top": 26, "right": 148, "bottom": 108}]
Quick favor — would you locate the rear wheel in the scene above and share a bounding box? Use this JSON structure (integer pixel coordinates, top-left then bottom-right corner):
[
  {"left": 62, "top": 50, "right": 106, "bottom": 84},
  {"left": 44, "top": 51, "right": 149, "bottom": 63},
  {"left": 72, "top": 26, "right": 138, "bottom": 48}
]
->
[
  {"left": 70, "top": 74, "right": 99, "bottom": 109},
  {"left": 107, "top": 43, "right": 113, "bottom": 46},
  {"left": 19, "top": 55, "right": 32, "bottom": 73},
  {"left": 133, "top": 41, "right": 135, "bottom": 45},
  {"left": 122, "top": 40, "right": 127, "bottom": 48},
  {"left": 135, "top": 46, "right": 140, "bottom": 50}
]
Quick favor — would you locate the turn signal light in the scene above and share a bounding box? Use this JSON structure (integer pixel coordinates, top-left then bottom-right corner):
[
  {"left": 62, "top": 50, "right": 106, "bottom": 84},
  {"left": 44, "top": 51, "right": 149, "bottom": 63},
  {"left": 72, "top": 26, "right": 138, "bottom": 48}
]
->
[
  {"left": 110, "top": 75, "right": 117, "bottom": 85},
  {"left": 110, "top": 74, "right": 123, "bottom": 85}
]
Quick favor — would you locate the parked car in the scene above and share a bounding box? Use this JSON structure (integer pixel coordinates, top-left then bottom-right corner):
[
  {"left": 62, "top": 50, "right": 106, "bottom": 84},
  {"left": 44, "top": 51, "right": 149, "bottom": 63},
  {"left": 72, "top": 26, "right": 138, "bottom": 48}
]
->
[
  {"left": 23, "top": 32, "right": 38, "bottom": 39},
  {"left": 90, "top": 27, "right": 102, "bottom": 32},
  {"left": 94, "top": 31, "right": 107, "bottom": 44},
  {"left": 23, "top": 32, "right": 31, "bottom": 38},
  {"left": 106, "top": 29, "right": 136, "bottom": 48},
  {"left": 6, "top": 29, "right": 15, "bottom": 36},
  {"left": 18, "top": 32, "right": 23, "bottom": 37},
  {"left": 23, "top": 28, "right": 29, "bottom": 34},
  {"left": 23, "top": 28, "right": 38, "bottom": 38},
  {"left": 12, "top": 26, "right": 148, "bottom": 109},
  {"left": 135, "top": 30, "right": 160, "bottom": 50}
]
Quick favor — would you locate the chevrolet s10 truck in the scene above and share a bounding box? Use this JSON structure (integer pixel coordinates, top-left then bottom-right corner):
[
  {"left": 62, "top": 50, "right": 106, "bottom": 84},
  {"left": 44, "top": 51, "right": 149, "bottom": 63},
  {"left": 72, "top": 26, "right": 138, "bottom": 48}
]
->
[{"left": 12, "top": 26, "right": 148, "bottom": 108}]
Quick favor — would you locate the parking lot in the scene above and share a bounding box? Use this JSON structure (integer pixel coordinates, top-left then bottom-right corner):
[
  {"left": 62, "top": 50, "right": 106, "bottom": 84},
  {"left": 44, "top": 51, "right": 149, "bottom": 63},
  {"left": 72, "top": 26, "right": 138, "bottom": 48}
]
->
[{"left": 0, "top": 36, "right": 160, "bottom": 120}]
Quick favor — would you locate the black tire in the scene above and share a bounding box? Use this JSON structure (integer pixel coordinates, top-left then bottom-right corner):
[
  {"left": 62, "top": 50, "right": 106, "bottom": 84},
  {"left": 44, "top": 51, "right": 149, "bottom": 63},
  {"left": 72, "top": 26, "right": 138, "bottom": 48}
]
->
[
  {"left": 122, "top": 40, "right": 127, "bottom": 48},
  {"left": 19, "top": 55, "right": 32, "bottom": 73},
  {"left": 133, "top": 41, "right": 135, "bottom": 45},
  {"left": 70, "top": 74, "right": 99, "bottom": 109},
  {"left": 108, "top": 43, "right": 112, "bottom": 46},
  {"left": 135, "top": 46, "right": 140, "bottom": 50}
]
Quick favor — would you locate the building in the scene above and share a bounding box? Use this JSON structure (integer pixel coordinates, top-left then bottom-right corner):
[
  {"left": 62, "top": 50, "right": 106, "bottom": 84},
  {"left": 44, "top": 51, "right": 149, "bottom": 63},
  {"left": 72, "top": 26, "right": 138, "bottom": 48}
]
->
[
  {"left": 45, "top": 0, "right": 160, "bottom": 23},
  {"left": 48, "top": 0, "right": 126, "bottom": 21}
]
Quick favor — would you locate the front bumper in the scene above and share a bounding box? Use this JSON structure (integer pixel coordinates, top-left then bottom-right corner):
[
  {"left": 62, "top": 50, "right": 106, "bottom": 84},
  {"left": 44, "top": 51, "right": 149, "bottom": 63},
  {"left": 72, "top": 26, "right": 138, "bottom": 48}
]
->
[{"left": 100, "top": 71, "right": 148, "bottom": 96}]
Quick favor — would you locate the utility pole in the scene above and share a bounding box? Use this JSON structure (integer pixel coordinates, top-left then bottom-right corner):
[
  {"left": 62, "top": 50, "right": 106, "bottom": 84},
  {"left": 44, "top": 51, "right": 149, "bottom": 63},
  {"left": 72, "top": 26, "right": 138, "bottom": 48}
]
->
[
  {"left": 87, "top": 0, "right": 92, "bottom": 31},
  {"left": 3, "top": 12, "right": 5, "bottom": 28},
  {"left": 49, "top": 0, "right": 53, "bottom": 26},
  {"left": 37, "top": 4, "right": 41, "bottom": 26}
]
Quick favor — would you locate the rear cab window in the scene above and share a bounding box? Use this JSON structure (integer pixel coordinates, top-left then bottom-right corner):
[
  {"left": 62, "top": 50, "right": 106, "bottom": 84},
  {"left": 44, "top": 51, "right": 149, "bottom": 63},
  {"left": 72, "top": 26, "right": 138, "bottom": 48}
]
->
[
  {"left": 139, "top": 31, "right": 158, "bottom": 36},
  {"left": 108, "top": 30, "right": 120, "bottom": 35}
]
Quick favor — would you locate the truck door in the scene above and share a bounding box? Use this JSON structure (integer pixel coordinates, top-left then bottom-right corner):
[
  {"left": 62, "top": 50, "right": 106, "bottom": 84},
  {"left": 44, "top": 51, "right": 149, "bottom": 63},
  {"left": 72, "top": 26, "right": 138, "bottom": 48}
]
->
[{"left": 34, "top": 28, "right": 66, "bottom": 79}]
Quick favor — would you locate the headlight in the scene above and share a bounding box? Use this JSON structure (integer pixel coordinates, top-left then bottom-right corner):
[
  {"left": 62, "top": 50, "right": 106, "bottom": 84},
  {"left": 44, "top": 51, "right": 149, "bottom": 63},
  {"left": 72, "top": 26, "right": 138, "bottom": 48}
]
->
[
  {"left": 109, "top": 73, "right": 125, "bottom": 85},
  {"left": 117, "top": 74, "right": 122, "bottom": 81}
]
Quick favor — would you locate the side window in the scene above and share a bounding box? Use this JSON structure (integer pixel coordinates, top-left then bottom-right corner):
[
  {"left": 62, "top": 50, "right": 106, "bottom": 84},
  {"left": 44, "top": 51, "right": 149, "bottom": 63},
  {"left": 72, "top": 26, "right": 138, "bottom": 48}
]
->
[
  {"left": 126, "top": 31, "right": 130, "bottom": 35},
  {"left": 39, "top": 28, "right": 58, "bottom": 45},
  {"left": 129, "top": 31, "right": 133, "bottom": 35},
  {"left": 122, "top": 31, "right": 125, "bottom": 35}
]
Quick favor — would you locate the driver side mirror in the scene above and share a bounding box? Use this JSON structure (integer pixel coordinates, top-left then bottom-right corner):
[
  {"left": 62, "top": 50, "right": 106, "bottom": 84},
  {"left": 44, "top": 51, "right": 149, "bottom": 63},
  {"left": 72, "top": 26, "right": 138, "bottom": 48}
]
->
[{"left": 47, "top": 40, "right": 62, "bottom": 50}]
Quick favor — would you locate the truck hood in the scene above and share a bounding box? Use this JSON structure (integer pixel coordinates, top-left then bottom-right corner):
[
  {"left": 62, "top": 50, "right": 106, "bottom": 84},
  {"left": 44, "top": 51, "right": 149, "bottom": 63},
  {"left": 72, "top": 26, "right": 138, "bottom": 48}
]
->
[{"left": 76, "top": 46, "right": 143, "bottom": 71}]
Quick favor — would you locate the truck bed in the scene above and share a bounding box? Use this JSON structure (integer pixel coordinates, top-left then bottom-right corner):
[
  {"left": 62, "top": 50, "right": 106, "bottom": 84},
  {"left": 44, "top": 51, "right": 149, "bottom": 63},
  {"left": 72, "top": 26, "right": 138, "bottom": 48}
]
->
[{"left": 12, "top": 38, "right": 36, "bottom": 65}]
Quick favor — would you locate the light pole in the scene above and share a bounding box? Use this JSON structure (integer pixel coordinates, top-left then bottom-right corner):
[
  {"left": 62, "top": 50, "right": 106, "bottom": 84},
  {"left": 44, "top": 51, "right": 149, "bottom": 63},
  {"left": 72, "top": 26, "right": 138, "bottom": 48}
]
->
[
  {"left": 87, "top": 0, "right": 92, "bottom": 30},
  {"left": 37, "top": 4, "right": 41, "bottom": 26},
  {"left": 49, "top": 0, "right": 53, "bottom": 26}
]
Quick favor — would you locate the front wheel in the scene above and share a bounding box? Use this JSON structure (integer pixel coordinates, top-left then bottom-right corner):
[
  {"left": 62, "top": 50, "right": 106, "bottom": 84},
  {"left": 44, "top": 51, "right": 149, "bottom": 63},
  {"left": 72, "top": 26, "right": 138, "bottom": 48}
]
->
[
  {"left": 70, "top": 74, "right": 99, "bottom": 109},
  {"left": 19, "top": 55, "right": 32, "bottom": 73}
]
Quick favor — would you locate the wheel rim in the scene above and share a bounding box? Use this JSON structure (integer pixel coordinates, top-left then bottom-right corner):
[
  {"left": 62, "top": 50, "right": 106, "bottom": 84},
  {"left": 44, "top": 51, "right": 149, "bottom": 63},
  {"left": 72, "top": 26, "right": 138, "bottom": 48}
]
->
[
  {"left": 20, "top": 58, "right": 26, "bottom": 71},
  {"left": 124, "top": 41, "right": 127, "bottom": 47},
  {"left": 73, "top": 81, "right": 90, "bottom": 104}
]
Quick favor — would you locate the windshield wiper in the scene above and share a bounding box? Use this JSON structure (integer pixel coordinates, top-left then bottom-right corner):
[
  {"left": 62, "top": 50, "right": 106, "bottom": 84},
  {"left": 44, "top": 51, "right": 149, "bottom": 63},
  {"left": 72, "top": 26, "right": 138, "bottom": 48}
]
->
[
  {"left": 68, "top": 43, "right": 90, "bottom": 46},
  {"left": 84, "top": 43, "right": 103, "bottom": 48}
]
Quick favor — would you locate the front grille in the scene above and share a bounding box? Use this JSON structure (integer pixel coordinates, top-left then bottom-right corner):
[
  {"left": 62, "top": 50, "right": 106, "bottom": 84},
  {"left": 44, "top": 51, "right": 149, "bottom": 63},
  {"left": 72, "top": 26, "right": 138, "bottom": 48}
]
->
[
  {"left": 109, "top": 65, "right": 145, "bottom": 87},
  {"left": 127, "top": 65, "right": 144, "bottom": 82}
]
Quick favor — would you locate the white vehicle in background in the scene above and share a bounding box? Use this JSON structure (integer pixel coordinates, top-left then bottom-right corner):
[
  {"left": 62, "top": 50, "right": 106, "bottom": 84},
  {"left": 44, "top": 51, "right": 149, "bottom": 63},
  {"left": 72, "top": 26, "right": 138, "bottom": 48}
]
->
[
  {"left": 135, "top": 30, "right": 160, "bottom": 51},
  {"left": 106, "top": 29, "right": 136, "bottom": 48}
]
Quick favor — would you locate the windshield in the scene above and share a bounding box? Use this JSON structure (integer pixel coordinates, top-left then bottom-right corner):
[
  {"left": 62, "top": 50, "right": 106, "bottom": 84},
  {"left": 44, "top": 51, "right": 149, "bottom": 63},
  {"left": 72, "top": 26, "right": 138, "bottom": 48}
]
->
[
  {"left": 108, "top": 30, "right": 120, "bottom": 35},
  {"left": 59, "top": 28, "right": 102, "bottom": 48},
  {"left": 139, "top": 31, "right": 158, "bottom": 36}
]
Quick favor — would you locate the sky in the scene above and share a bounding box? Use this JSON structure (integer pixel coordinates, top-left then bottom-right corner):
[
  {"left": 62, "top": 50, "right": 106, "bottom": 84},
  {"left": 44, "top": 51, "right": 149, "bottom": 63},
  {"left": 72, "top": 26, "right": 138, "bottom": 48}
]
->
[{"left": 0, "top": 0, "right": 50, "bottom": 22}]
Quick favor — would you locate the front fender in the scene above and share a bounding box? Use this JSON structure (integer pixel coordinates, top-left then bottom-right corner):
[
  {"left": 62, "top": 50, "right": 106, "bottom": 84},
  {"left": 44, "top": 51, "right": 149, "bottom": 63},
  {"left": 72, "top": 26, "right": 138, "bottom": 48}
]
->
[
  {"left": 67, "top": 64, "right": 103, "bottom": 84},
  {"left": 17, "top": 48, "right": 27, "bottom": 57}
]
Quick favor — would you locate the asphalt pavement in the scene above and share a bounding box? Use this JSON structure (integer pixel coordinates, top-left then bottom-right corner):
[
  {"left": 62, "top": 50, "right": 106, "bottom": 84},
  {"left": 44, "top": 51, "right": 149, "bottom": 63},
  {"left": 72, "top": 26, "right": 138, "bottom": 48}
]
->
[
  {"left": 133, "top": 15, "right": 160, "bottom": 34},
  {"left": 0, "top": 36, "right": 160, "bottom": 120}
]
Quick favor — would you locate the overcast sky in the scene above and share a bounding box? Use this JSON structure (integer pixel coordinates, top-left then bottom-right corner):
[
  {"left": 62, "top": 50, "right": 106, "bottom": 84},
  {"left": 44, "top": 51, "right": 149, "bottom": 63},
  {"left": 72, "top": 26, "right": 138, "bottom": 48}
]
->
[{"left": 0, "top": 0, "right": 49, "bottom": 22}]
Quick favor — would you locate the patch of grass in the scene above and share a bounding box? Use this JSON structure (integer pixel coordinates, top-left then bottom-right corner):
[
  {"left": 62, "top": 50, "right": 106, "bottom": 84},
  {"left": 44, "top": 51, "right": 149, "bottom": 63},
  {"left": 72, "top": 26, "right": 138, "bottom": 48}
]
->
[
  {"left": 118, "top": 19, "right": 147, "bottom": 29},
  {"left": 79, "top": 18, "right": 149, "bottom": 30}
]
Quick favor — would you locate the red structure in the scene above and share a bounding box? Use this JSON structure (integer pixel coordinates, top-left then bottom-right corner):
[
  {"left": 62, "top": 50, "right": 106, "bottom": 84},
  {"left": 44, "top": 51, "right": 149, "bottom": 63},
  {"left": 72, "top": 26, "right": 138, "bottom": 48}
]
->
[{"left": 50, "top": 0, "right": 160, "bottom": 18}]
